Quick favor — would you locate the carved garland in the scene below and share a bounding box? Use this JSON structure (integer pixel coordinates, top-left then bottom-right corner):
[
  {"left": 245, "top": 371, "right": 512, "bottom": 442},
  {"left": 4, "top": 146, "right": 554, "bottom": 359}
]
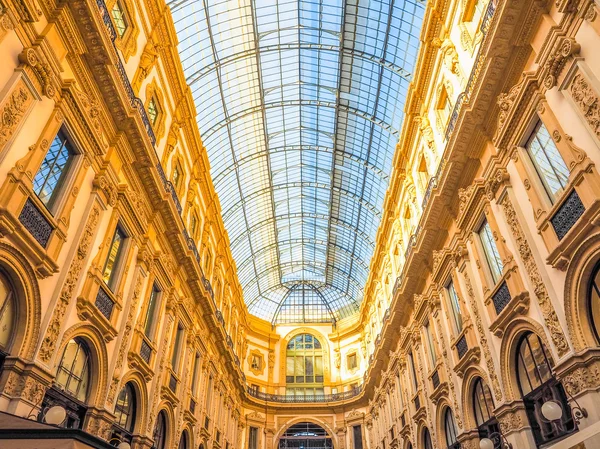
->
[
  {"left": 460, "top": 266, "right": 503, "bottom": 401},
  {"left": 38, "top": 204, "right": 101, "bottom": 363},
  {"left": 147, "top": 313, "right": 174, "bottom": 433},
  {"left": 107, "top": 269, "right": 145, "bottom": 405},
  {"left": 569, "top": 72, "right": 600, "bottom": 141},
  {"left": 0, "top": 79, "right": 34, "bottom": 153},
  {"left": 433, "top": 310, "right": 463, "bottom": 428},
  {"left": 500, "top": 196, "right": 569, "bottom": 356}
]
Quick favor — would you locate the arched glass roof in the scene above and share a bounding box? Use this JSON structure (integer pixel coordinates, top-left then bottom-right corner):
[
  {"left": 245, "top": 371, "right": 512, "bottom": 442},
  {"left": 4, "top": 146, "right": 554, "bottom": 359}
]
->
[{"left": 168, "top": 0, "right": 425, "bottom": 324}]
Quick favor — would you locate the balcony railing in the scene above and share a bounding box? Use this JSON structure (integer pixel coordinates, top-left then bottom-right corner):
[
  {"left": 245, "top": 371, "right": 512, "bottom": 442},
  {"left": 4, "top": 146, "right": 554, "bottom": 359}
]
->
[
  {"left": 95, "top": 0, "right": 156, "bottom": 146},
  {"left": 247, "top": 385, "right": 362, "bottom": 403},
  {"left": 445, "top": 0, "right": 496, "bottom": 141}
]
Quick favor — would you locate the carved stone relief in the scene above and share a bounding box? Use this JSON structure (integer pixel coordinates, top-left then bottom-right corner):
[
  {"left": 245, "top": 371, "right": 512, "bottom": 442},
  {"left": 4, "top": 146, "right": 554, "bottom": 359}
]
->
[
  {"left": 500, "top": 196, "right": 569, "bottom": 356},
  {"left": 38, "top": 203, "right": 101, "bottom": 363}
]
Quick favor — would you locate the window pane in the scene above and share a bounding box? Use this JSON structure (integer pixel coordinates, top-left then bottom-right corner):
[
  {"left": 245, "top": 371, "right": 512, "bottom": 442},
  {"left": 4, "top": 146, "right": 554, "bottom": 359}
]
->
[
  {"left": 295, "top": 356, "right": 304, "bottom": 376},
  {"left": 527, "top": 122, "right": 569, "bottom": 200},
  {"left": 144, "top": 285, "right": 160, "bottom": 338},
  {"left": 33, "top": 130, "right": 74, "bottom": 208},
  {"left": 147, "top": 98, "right": 159, "bottom": 125},
  {"left": 103, "top": 227, "right": 126, "bottom": 288},
  {"left": 479, "top": 220, "right": 503, "bottom": 283},
  {"left": 286, "top": 356, "right": 294, "bottom": 375},
  {"left": 111, "top": 1, "right": 128, "bottom": 38},
  {"left": 305, "top": 357, "right": 314, "bottom": 376},
  {"left": 447, "top": 282, "right": 463, "bottom": 333}
]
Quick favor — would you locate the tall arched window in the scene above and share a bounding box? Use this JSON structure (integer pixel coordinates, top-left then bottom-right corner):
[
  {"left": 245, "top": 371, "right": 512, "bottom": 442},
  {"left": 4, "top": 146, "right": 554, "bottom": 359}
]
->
[
  {"left": 588, "top": 262, "right": 600, "bottom": 344},
  {"left": 472, "top": 377, "right": 499, "bottom": 446},
  {"left": 178, "top": 430, "right": 188, "bottom": 449},
  {"left": 444, "top": 408, "right": 459, "bottom": 449},
  {"left": 422, "top": 428, "right": 433, "bottom": 449},
  {"left": 516, "top": 332, "right": 575, "bottom": 445},
  {"left": 286, "top": 334, "right": 324, "bottom": 399},
  {"left": 0, "top": 272, "right": 16, "bottom": 358},
  {"left": 56, "top": 339, "right": 90, "bottom": 402},
  {"left": 111, "top": 383, "right": 136, "bottom": 445},
  {"left": 152, "top": 411, "right": 167, "bottom": 449},
  {"left": 41, "top": 338, "right": 91, "bottom": 429}
]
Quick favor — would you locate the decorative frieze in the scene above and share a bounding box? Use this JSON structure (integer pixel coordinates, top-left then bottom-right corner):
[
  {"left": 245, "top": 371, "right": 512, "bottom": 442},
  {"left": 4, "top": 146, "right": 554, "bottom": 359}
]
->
[
  {"left": 568, "top": 72, "right": 600, "bottom": 140},
  {"left": 107, "top": 268, "right": 145, "bottom": 405},
  {"left": 500, "top": 196, "right": 569, "bottom": 356},
  {"left": 38, "top": 204, "right": 101, "bottom": 363},
  {"left": 460, "top": 267, "right": 503, "bottom": 401},
  {"left": 0, "top": 76, "right": 35, "bottom": 155}
]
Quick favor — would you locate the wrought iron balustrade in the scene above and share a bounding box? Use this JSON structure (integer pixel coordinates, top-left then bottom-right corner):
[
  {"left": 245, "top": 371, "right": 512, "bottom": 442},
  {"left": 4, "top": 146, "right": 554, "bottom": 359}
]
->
[
  {"left": 444, "top": 0, "right": 496, "bottom": 141},
  {"left": 414, "top": 394, "right": 421, "bottom": 410},
  {"left": 431, "top": 369, "right": 440, "bottom": 389},
  {"left": 169, "top": 373, "right": 178, "bottom": 392},
  {"left": 140, "top": 339, "right": 152, "bottom": 364},
  {"left": 246, "top": 385, "right": 363, "bottom": 403},
  {"left": 95, "top": 287, "right": 115, "bottom": 320},
  {"left": 492, "top": 281, "right": 511, "bottom": 315},
  {"left": 95, "top": 0, "right": 156, "bottom": 146},
  {"left": 456, "top": 334, "right": 469, "bottom": 359},
  {"left": 19, "top": 198, "right": 53, "bottom": 248},
  {"left": 551, "top": 190, "right": 585, "bottom": 241}
]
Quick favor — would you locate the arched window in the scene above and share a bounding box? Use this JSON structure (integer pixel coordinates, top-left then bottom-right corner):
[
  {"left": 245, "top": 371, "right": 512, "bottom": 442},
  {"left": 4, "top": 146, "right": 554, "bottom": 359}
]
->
[
  {"left": 285, "top": 334, "right": 324, "bottom": 399},
  {"left": 179, "top": 431, "right": 188, "bottom": 449},
  {"left": 516, "top": 332, "right": 576, "bottom": 445},
  {"left": 41, "top": 338, "right": 91, "bottom": 429},
  {"left": 588, "top": 262, "right": 600, "bottom": 344},
  {"left": 422, "top": 428, "right": 433, "bottom": 449},
  {"left": 152, "top": 411, "right": 167, "bottom": 449},
  {"left": 0, "top": 272, "right": 16, "bottom": 355},
  {"left": 111, "top": 383, "right": 136, "bottom": 445},
  {"left": 56, "top": 339, "right": 90, "bottom": 402},
  {"left": 472, "top": 377, "right": 499, "bottom": 447},
  {"left": 444, "top": 408, "right": 459, "bottom": 449}
]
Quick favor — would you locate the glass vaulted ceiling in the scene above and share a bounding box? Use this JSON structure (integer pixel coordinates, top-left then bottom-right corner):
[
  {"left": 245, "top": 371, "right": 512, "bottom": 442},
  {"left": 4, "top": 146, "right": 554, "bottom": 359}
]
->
[{"left": 168, "top": 0, "right": 425, "bottom": 324}]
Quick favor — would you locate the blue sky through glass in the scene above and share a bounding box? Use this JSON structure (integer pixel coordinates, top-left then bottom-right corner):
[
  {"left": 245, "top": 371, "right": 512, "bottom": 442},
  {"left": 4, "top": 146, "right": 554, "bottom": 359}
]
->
[{"left": 168, "top": 0, "right": 425, "bottom": 323}]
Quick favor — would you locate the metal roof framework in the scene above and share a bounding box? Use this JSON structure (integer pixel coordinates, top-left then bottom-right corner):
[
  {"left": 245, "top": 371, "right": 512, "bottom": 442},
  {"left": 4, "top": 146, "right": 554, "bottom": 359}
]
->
[{"left": 168, "top": 0, "right": 425, "bottom": 324}]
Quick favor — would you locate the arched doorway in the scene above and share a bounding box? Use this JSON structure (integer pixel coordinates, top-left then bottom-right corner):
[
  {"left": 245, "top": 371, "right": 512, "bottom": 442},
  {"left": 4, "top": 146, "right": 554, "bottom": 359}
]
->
[{"left": 278, "top": 422, "right": 332, "bottom": 449}]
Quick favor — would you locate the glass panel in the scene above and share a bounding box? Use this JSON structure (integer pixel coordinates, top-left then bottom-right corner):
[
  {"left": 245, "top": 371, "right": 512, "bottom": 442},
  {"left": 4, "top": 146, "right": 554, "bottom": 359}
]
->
[
  {"left": 144, "top": 285, "right": 160, "bottom": 339},
  {"left": 147, "top": 98, "right": 159, "bottom": 125},
  {"left": 171, "top": 323, "right": 184, "bottom": 370},
  {"left": 424, "top": 322, "right": 436, "bottom": 366},
  {"left": 295, "top": 356, "right": 304, "bottom": 377},
  {"left": 33, "top": 129, "right": 74, "bottom": 209},
  {"left": 444, "top": 409, "right": 457, "bottom": 445},
  {"left": 314, "top": 337, "right": 322, "bottom": 349},
  {"left": 305, "top": 357, "right": 314, "bottom": 376},
  {"left": 56, "top": 339, "right": 89, "bottom": 402},
  {"left": 447, "top": 281, "right": 463, "bottom": 334},
  {"left": 527, "top": 122, "right": 569, "bottom": 201},
  {"left": 111, "top": 0, "right": 128, "bottom": 38},
  {"left": 473, "top": 378, "right": 493, "bottom": 426},
  {"left": 315, "top": 355, "right": 323, "bottom": 375},
  {"left": 479, "top": 220, "right": 503, "bottom": 284},
  {"left": 286, "top": 356, "right": 294, "bottom": 375},
  {"left": 103, "top": 227, "right": 126, "bottom": 289},
  {"left": 167, "top": 0, "right": 426, "bottom": 324}
]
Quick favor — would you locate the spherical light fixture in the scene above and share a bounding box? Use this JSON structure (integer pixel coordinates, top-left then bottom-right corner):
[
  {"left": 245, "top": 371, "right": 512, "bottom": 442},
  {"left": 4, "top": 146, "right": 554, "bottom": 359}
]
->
[
  {"left": 117, "top": 442, "right": 131, "bottom": 449},
  {"left": 44, "top": 405, "right": 67, "bottom": 425},
  {"left": 541, "top": 400, "right": 563, "bottom": 421},
  {"left": 479, "top": 438, "right": 494, "bottom": 449}
]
